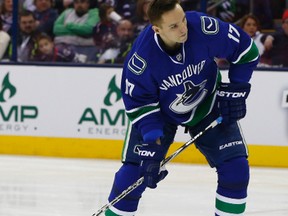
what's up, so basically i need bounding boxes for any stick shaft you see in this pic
[93,116,222,216]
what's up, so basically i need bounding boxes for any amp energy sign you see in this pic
[1,66,288,146]
[0,66,127,140]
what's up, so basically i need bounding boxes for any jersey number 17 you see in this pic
[228,24,240,43]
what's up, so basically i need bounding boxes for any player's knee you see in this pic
[108,163,145,212]
[217,157,249,196]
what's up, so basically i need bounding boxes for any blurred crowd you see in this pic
[0,0,287,67]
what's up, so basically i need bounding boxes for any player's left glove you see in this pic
[216,82,251,125]
[138,142,168,189]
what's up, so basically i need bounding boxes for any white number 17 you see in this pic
[228,24,240,43]
[125,79,135,97]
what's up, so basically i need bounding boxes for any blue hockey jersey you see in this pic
[121,11,259,142]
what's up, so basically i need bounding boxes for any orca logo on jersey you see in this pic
[169,80,208,114]
[201,16,219,35]
[128,52,147,75]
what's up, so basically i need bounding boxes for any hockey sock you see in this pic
[105,163,146,216]
[215,157,249,215]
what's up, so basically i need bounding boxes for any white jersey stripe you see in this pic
[215,208,244,216]
[216,192,246,204]
[109,205,136,216]
[232,38,253,64]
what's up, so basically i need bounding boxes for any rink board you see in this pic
[0,65,287,167]
[0,136,288,167]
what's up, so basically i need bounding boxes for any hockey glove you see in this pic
[138,142,168,189]
[216,82,251,125]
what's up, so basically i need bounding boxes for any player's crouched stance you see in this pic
[103,0,259,215]
[105,83,251,216]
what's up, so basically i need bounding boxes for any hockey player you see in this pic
[104,0,259,215]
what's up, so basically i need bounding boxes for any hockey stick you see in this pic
[92,116,223,216]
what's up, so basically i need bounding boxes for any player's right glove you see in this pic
[138,142,168,189]
[216,82,251,125]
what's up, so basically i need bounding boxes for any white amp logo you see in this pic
[282,90,288,108]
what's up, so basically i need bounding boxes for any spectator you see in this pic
[92,3,120,53]
[240,14,265,56]
[0,17,10,60]
[17,10,40,62]
[262,9,288,67]
[34,0,58,38]
[32,33,87,62]
[131,0,150,38]
[0,0,13,36]
[53,0,99,62]
[97,19,134,64]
